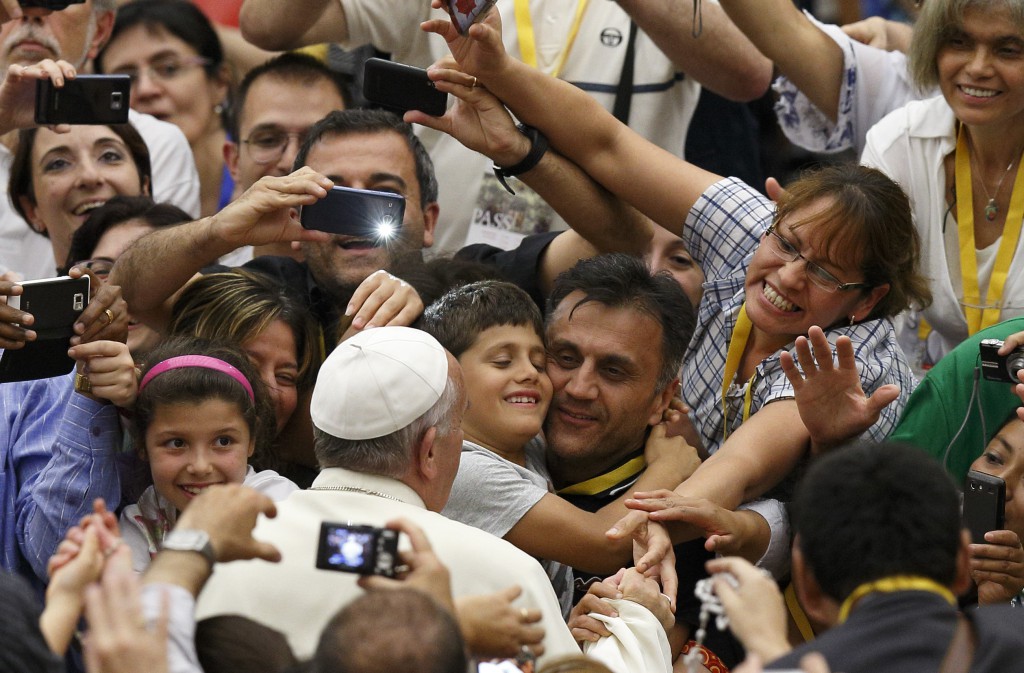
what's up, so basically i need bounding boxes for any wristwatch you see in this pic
[161,529,216,566]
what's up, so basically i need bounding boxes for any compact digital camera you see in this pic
[979,338,1024,383]
[315,522,399,577]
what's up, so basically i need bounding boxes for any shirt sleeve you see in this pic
[737,498,791,580]
[15,386,120,580]
[684,178,773,284]
[443,451,549,538]
[142,583,203,673]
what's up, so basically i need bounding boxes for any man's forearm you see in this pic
[614,0,772,102]
[239,0,349,50]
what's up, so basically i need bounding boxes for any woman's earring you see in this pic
[849,314,856,326]
[214,103,225,115]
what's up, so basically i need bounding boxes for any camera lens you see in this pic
[1006,349,1024,382]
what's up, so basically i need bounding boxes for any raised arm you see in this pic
[423,7,721,237]
[109,169,332,331]
[238,0,351,50]
[716,0,845,120]
[615,0,772,102]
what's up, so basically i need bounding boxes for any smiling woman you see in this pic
[8,123,151,274]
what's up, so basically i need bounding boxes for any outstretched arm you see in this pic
[238,0,351,50]
[422,5,721,233]
[615,0,772,102]
[716,0,845,120]
[109,169,332,331]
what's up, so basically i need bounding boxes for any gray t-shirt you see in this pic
[443,438,574,618]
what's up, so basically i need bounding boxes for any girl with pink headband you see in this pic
[116,337,297,571]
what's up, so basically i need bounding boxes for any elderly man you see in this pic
[0,0,199,280]
[194,326,577,663]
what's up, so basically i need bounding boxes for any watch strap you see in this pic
[492,124,549,195]
[162,528,216,566]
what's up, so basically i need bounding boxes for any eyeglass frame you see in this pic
[762,221,873,293]
[71,257,116,280]
[109,55,213,85]
[241,129,309,166]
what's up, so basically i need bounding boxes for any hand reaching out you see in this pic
[68,341,138,407]
[779,326,899,453]
[705,557,790,663]
[605,509,677,609]
[420,0,510,82]
[343,270,424,336]
[970,529,1024,605]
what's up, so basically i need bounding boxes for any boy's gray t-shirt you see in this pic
[443,437,574,617]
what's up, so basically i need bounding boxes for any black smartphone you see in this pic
[300,185,405,244]
[444,0,497,34]
[963,470,1006,543]
[19,0,85,8]
[362,58,447,117]
[35,75,131,125]
[315,522,400,577]
[0,275,90,383]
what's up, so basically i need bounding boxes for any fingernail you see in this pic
[345,304,354,316]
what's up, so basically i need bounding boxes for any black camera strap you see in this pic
[611,21,639,125]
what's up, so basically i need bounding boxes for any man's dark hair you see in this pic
[230,52,351,141]
[546,253,694,389]
[313,589,466,673]
[293,109,438,207]
[420,280,544,359]
[792,441,962,602]
[65,195,191,270]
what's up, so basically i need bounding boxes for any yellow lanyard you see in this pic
[784,583,816,643]
[512,0,590,78]
[721,303,756,441]
[837,575,956,624]
[954,126,1024,335]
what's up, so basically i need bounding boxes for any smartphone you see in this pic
[963,470,1006,543]
[315,522,400,577]
[35,75,131,125]
[19,0,85,8]
[300,185,405,243]
[0,275,90,383]
[362,58,448,117]
[444,0,497,34]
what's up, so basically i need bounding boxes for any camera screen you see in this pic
[321,526,376,571]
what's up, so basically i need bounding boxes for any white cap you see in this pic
[311,326,449,440]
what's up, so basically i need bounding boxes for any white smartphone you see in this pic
[0,275,90,382]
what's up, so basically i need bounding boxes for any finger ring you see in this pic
[74,372,91,394]
[470,76,477,89]
[518,645,532,663]
[101,308,114,326]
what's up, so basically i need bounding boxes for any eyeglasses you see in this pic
[242,129,308,165]
[110,55,212,85]
[763,223,872,293]
[72,257,115,280]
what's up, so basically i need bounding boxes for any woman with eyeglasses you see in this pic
[419,9,932,561]
[96,0,232,218]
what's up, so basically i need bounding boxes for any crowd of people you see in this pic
[2,0,1024,672]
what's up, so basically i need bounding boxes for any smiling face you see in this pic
[99,24,227,146]
[300,131,437,299]
[970,416,1024,540]
[144,398,254,513]
[543,293,674,485]
[19,126,146,267]
[457,324,552,457]
[937,4,1024,130]
[241,319,299,436]
[744,199,889,350]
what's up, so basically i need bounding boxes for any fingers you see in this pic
[347,271,423,330]
[764,177,791,205]
[71,281,129,346]
[807,326,834,372]
[606,509,648,539]
[1000,331,1024,354]
[866,384,900,414]
[384,517,433,553]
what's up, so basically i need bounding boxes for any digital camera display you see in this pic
[315,522,399,577]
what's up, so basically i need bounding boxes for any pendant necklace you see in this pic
[970,141,1021,221]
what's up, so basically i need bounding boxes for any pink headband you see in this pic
[138,355,255,402]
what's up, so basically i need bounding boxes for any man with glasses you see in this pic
[0,0,200,281]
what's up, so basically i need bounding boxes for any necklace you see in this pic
[968,139,1022,221]
[308,485,406,503]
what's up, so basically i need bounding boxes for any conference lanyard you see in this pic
[513,0,590,78]
[837,575,956,624]
[721,303,755,441]
[954,126,1024,335]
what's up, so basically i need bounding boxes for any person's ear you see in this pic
[414,426,440,482]
[246,436,256,459]
[953,528,973,596]
[18,195,46,234]
[224,140,240,183]
[792,543,839,630]
[140,175,151,198]
[421,201,439,248]
[647,377,679,426]
[850,283,890,323]
[87,10,116,61]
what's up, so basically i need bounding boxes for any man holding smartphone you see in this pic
[0,0,200,281]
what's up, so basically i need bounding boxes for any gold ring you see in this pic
[101,308,114,326]
[74,372,92,394]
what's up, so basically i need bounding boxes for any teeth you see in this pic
[763,284,797,312]
[962,86,997,98]
[180,485,208,495]
[73,201,105,216]
[506,396,535,404]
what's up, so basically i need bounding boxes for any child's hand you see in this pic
[343,270,424,337]
[970,529,1024,604]
[421,0,509,82]
[68,340,138,407]
[643,422,701,480]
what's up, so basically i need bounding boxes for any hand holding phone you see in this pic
[35,74,131,125]
[300,185,405,244]
[0,276,89,382]
[445,0,498,34]
[963,470,1006,543]
[363,58,448,117]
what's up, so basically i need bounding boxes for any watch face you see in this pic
[163,529,215,563]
